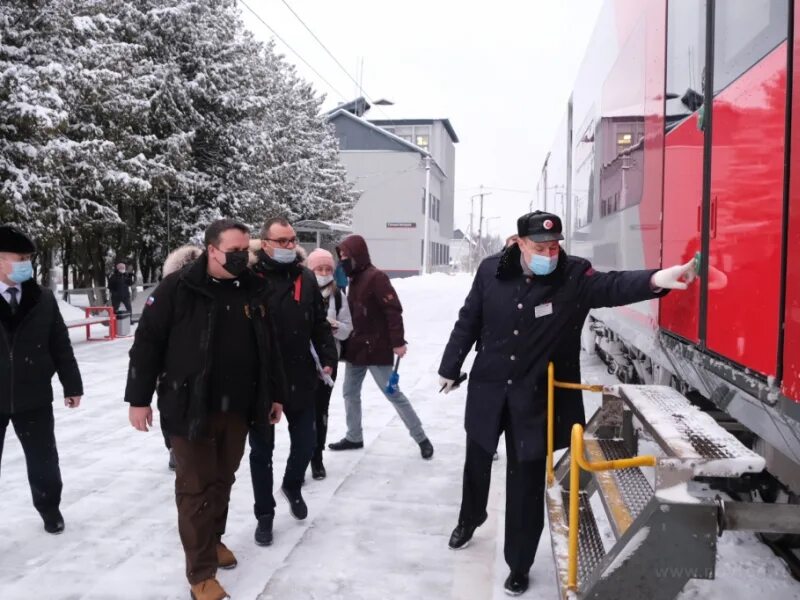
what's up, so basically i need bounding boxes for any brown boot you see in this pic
[190,578,229,600]
[216,542,237,570]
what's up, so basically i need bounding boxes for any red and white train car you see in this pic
[537,0,800,498]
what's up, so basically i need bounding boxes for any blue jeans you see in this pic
[249,405,316,518]
[342,363,427,444]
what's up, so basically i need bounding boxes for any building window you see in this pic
[416,134,429,150]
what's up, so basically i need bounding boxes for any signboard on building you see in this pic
[386,222,417,229]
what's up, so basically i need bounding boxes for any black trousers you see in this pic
[0,404,63,515]
[110,293,132,315]
[458,409,546,574]
[313,362,338,463]
[249,404,316,518]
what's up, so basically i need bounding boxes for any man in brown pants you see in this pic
[125,219,285,600]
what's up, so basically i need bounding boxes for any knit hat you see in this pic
[307,248,335,271]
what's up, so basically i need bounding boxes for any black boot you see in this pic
[281,485,308,520]
[42,509,65,535]
[311,458,326,480]
[419,438,434,460]
[503,571,529,596]
[328,438,363,451]
[448,513,487,550]
[254,514,274,546]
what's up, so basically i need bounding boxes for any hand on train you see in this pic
[129,406,153,431]
[651,260,697,290]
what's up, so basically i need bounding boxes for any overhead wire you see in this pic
[277,0,392,120]
[238,0,348,102]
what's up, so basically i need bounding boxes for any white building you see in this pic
[327,100,458,277]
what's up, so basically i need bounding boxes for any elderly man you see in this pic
[438,211,695,596]
[0,226,83,535]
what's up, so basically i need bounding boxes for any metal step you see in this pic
[584,437,653,538]
[563,489,607,587]
[617,384,765,477]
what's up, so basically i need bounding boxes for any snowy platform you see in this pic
[0,274,798,599]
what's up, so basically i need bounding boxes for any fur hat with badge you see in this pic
[0,225,37,254]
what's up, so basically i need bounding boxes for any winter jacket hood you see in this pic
[163,245,203,276]
[337,235,371,274]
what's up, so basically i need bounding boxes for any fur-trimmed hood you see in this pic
[163,245,203,276]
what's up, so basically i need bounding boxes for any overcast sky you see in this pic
[239,0,603,238]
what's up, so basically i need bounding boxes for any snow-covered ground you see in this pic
[0,273,798,599]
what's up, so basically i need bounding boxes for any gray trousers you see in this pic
[343,363,426,444]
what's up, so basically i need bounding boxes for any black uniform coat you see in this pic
[124,254,286,440]
[251,250,337,412]
[107,271,134,298]
[0,281,83,415]
[438,244,668,462]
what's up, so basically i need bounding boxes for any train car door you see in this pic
[704,0,789,377]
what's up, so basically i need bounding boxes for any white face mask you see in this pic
[272,248,296,264]
[316,274,334,288]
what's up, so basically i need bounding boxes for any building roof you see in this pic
[294,219,352,234]
[369,118,460,144]
[327,109,448,178]
[326,97,370,117]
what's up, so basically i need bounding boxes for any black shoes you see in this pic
[311,459,326,480]
[328,438,363,451]
[42,510,65,535]
[281,485,308,520]
[168,448,176,471]
[254,514,274,546]
[419,438,434,460]
[503,571,529,596]
[448,513,487,550]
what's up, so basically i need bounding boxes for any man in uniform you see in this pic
[438,211,695,596]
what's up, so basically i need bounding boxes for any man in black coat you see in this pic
[0,226,83,535]
[438,211,695,596]
[248,217,337,546]
[125,219,286,600]
[107,262,134,315]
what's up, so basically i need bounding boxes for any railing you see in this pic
[62,283,158,306]
[545,361,657,593]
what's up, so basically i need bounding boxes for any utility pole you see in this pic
[421,156,432,275]
[475,185,492,265]
[166,189,172,253]
[467,195,475,273]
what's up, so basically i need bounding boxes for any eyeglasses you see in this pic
[264,237,298,248]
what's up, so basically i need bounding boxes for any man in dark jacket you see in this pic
[328,235,434,459]
[107,262,134,314]
[125,219,285,600]
[438,211,695,596]
[248,217,337,545]
[0,226,83,535]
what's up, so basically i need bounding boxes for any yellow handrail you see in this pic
[546,362,606,484]
[567,424,657,591]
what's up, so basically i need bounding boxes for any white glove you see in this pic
[439,377,456,394]
[651,260,697,291]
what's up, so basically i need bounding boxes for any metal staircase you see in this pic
[545,364,770,600]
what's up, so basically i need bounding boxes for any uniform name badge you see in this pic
[534,302,553,318]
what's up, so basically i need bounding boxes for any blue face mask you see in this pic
[272,248,296,264]
[529,253,558,276]
[8,260,33,284]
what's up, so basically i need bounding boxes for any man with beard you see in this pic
[125,219,285,600]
